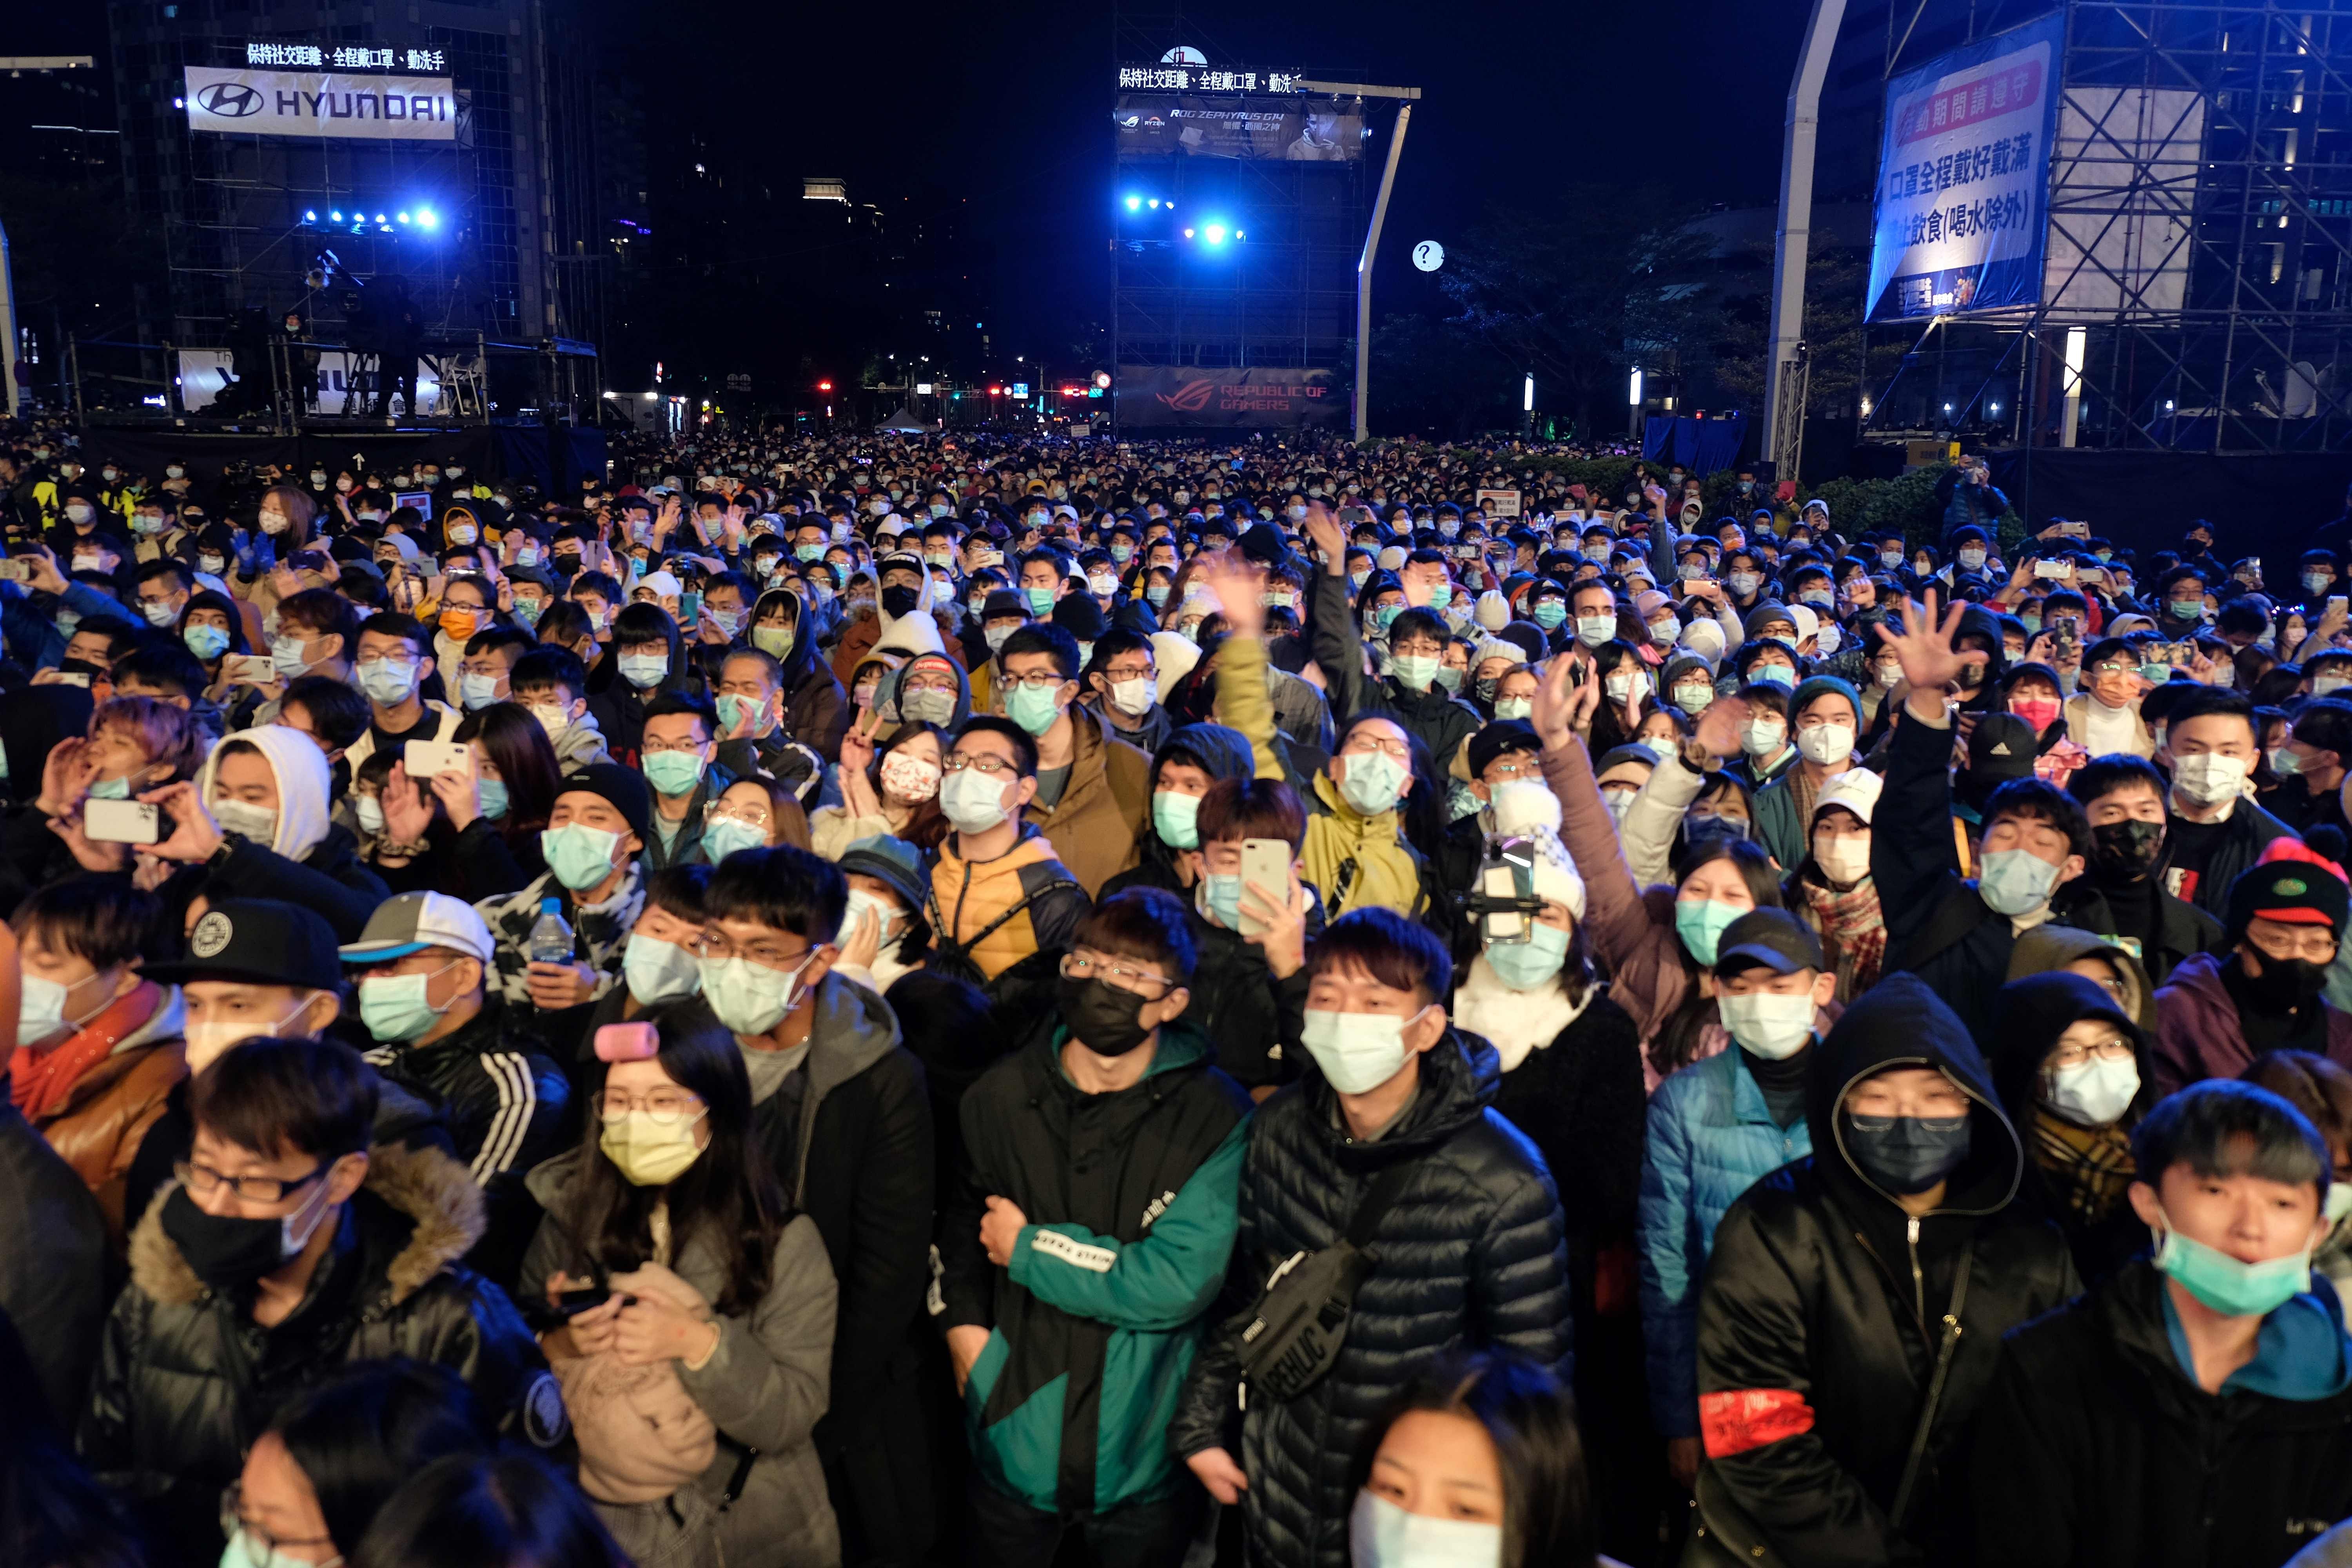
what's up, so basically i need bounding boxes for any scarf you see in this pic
[1795,873,1887,999]
[2031,1103,2136,1227]
[11,980,167,1121]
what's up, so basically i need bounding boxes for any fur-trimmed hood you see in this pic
[1453,956,1595,1073]
[127,1138,484,1309]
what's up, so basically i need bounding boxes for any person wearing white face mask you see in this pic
[688,845,939,1567]
[927,718,1090,984]
[1348,1352,1616,1568]
[1986,971,2154,1284]
[1081,627,1171,755]
[142,726,391,942]
[1750,675,1863,871]
[1784,769,1887,1001]
[1173,909,1570,1568]
[2158,689,2296,918]
[1641,908,1834,1492]
[1873,588,2093,1042]
[339,613,462,778]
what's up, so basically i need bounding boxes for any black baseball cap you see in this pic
[144,898,343,991]
[1712,907,1826,978]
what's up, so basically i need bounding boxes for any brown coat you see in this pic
[35,1030,187,1247]
[1022,704,1152,897]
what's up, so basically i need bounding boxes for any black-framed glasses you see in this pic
[176,1158,327,1205]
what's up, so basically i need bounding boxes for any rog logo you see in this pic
[198,82,265,117]
[1156,379,1217,412]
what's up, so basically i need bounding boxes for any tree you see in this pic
[1437,187,1725,437]
[1367,313,1516,438]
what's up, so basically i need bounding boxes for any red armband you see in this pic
[1699,1388,1816,1458]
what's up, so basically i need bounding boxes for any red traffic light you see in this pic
[988,386,1003,396]
[817,380,833,392]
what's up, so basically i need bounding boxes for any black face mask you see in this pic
[1846,1113,1972,1195]
[1056,973,1156,1057]
[2238,951,2330,1015]
[880,585,922,618]
[2091,818,2165,881]
[160,1180,331,1294]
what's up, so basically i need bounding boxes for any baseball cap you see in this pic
[1712,908,1827,978]
[1812,767,1884,826]
[1467,720,1540,779]
[144,898,343,991]
[340,891,496,965]
[1967,713,2039,781]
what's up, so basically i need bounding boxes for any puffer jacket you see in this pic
[1170,1028,1571,1568]
[1694,973,2079,1568]
[1974,1262,2352,1568]
[1640,1043,1814,1438]
[80,1142,556,1550]
[1183,887,1324,1091]
[927,825,1089,984]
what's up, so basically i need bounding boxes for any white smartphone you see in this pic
[2034,560,2069,579]
[405,739,472,779]
[84,798,160,845]
[227,654,277,686]
[1238,838,1291,938]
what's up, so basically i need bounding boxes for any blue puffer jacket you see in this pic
[1638,1046,1811,1437]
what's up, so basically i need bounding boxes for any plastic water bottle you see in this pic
[528,897,574,966]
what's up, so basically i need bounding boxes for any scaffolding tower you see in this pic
[1859,0,2352,453]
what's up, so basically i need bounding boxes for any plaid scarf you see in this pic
[1795,873,1887,1000]
[2031,1103,2137,1227]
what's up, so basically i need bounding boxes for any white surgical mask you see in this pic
[1348,1490,1501,1568]
[2171,752,2249,806]
[1299,1005,1430,1095]
[1740,719,1786,756]
[1718,991,1816,1060]
[1815,834,1871,884]
[2047,1051,2140,1127]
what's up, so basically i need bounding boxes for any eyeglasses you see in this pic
[1342,736,1411,760]
[1003,671,1069,691]
[706,803,770,829]
[176,1158,327,1205]
[942,753,1018,776]
[2250,927,2341,963]
[1485,759,1539,783]
[598,1087,706,1124]
[2049,1035,2136,1070]
[642,738,707,755]
[1102,663,1156,682]
[1061,950,1174,998]
[695,931,815,971]
[221,1483,343,1568]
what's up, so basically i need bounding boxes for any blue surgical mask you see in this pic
[1978,846,2061,916]
[1486,923,1571,991]
[541,822,623,891]
[1007,681,1063,737]
[2153,1207,2314,1318]
[1391,654,1438,692]
[1202,873,1245,929]
[623,933,702,1005]
[619,652,669,690]
[701,813,766,862]
[359,965,455,1043]
[643,750,706,797]
[477,778,510,820]
[1674,899,1743,966]
[356,657,419,705]
[1153,789,1203,849]
[1337,750,1408,816]
[459,673,503,710]
[183,624,232,661]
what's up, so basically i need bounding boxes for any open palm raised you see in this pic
[1873,589,1987,698]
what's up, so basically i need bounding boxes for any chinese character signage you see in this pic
[1116,66,1300,93]
[1865,11,2063,322]
[1115,367,1345,429]
[1116,97,1363,161]
[245,43,445,72]
[184,65,457,142]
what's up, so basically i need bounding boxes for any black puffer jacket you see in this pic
[1973,1261,2352,1568]
[1695,972,2080,1568]
[79,1142,554,1552]
[1170,1027,1571,1568]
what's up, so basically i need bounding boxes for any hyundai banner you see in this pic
[183,65,457,141]
[1865,11,2063,322]
[1114,367,1345,428]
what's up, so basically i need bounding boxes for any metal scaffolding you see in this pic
[1860,0,2352,453]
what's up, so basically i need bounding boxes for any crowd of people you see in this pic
[7,417,2352,1568]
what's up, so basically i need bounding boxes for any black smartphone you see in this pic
[556,1285,612,1316]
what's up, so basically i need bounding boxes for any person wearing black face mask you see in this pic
[2152,840,2352,1095]
[1692,973,2078,1568]
[938,889,1249,1567]
[80,1036,555,1553]
[2054,756,2223,986]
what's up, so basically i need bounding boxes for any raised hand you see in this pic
[1691,693,1749,761]
[1873,590,1984,717]
[1301,501,1347,575]
[1192,548,1268,639]
[1531,653,1583,752]
[140,780,224,862]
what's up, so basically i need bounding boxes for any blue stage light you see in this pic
[330,209,343,221]
[1125,194,1141,211]
[1203,223,1227,245]
[416,208,439,229]
[304,209,318,222]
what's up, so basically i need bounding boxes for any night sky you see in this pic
[23,0,1818,359]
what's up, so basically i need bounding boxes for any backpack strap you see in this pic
[1889,1242,1972,1530]
[1344,1159,1419,1251]
[929,873,1080,960]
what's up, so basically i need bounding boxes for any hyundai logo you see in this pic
[197,82,264,118]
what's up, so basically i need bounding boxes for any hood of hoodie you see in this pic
[873,601,947,660]
[1955,604,2010,692]
[1154,721,1256,789]
[2007,922,2155,1026]
[876,649,971,730]
[1807,971,2024,1218]
[1302,1025,1503,1166]
[197,722,332,861]
[1985,970,2150,1131]
[804,968,903,1103]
